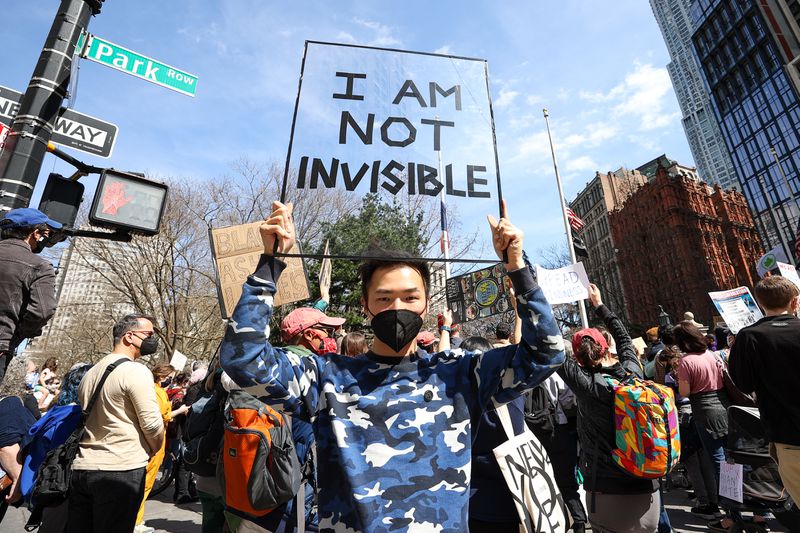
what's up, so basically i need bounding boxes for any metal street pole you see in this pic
[0,0,101,212]
[757,174,794,266]
[543,108,589,328]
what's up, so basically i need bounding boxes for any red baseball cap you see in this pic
[571,328,609,354]
[280,308,345,342]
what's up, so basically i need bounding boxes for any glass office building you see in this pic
[691,0,800,260]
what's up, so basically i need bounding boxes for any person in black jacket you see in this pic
[557,284,659,533]
[0,208,60,382]
[729,276,800,506]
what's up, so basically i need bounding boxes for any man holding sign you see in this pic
[221,200,564,532]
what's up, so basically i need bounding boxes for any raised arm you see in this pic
[473,202,565,409]
[219,201,321,421]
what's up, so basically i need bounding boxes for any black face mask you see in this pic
[138,335,159,356]
[369,309,424,352]
[32,236,47,254]
[160,376,173,387]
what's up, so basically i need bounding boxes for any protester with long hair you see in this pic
[673,320,730,531]
[557,284,660,533]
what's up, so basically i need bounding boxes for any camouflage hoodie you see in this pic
[221,256,565,532]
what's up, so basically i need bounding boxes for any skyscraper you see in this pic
[651,0,739,189]
[690,0,800,263]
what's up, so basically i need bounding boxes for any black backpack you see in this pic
[183,379,228,478]
[523,382,557,437]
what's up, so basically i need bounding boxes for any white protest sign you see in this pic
[493,405,571,533]
[169,350,188,372]
[283,41,502,261]
[776,262,800,291]
[535,262,590,305]
[756,246,788,277]
[719,461,744,503]
[708,287,764,334]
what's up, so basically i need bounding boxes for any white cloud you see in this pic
[495,89,520,108]
[353,18,402,47]
[434,45,452,55]
[565,155,599,172]
[336,31,357,43]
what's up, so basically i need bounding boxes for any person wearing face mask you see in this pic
[67,314,165,533]
[220,200,565,532]
[0,208,60,383]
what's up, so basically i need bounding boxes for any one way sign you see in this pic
[0,85,118,158]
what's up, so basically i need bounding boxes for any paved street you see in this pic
[2,484,792,532]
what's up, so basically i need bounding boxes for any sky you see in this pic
[1,1,694,262]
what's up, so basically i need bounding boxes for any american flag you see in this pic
[440,198,450,253]
[795,218,800,265]
[566,207,585,232]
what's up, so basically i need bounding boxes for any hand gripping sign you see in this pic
[278,41,504,264]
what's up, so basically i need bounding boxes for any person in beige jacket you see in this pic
[66,314,164,533]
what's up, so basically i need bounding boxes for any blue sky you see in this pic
[2,1,693,259]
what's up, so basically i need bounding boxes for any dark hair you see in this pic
[461,336,493,353]
[714,325,731,349]
[595,325,613,347]
[0,222,47,241]
[659,325,674,346]
[755,276,800,310]
[342,331,368,357]
[113,314,155,345]
[574,336,604,370]
[672,321,708,353]
[359,250,430,300]
[55,364,92,406]
[175,372,190,385]
[42,357,58,371]
[494,322,512,340]
[657,345,681,374]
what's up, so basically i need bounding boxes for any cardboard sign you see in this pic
[210,222,310,319]
[719,461,744,503]
[535,262,590,305]
[282,41,502,261]
[170,350,188,372]
[708,287,764,334]
[446,263,512,323]
[319,239,332,291]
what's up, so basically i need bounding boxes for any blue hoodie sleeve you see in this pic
[220,255,322,422]
[473,263,565,410]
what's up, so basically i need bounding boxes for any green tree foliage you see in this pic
[305,193,428,328]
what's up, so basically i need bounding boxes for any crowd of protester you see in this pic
[0,203,799,533]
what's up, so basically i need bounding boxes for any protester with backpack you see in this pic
[557,284,670,533]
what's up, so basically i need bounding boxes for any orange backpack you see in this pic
[218,389,301,517]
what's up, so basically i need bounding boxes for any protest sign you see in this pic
[319,239,332,290]
[209,222,310,319]
[446,263,512,323]
[776,262,800,290]
[708,287,764,334]
[170,350,188,372]
[535,262,590,305]
[281,41,503,262]
[756,245,788,277]
[719,461,744,503]
[493,404,571,533]
[631,337,647,356]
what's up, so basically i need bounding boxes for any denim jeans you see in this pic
[67,467,146,533]
[694,421,727,492]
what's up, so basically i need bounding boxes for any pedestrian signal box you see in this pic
[88,169,168,235]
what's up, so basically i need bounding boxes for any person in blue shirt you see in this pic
[221,200,565,532]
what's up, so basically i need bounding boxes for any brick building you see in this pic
[570,168,649,321]
[609,167,763,327]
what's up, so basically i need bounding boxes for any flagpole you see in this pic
[437,147,452,280]
[544,108,589,328]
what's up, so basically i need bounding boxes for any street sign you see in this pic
[78,33,198,97]
[0,85,118,158]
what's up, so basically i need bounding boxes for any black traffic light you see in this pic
[88,169,168,235]
[84,0,105,15]
[38,173,85,229]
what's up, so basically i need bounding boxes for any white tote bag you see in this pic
[492,403,571,533]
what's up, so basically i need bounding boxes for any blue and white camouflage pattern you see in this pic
[221,256,565,532]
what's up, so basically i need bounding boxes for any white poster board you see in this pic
[535,262,590,305]
[756,246,788,277]
[282,41,502,261]
[170,350,188,372]
[719,461,744,503]
[776,262,800,291]
[708,287,764,334]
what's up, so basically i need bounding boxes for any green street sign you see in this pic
[77,32,198,97]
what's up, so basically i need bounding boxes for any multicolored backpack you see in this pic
[604,375,680,479]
